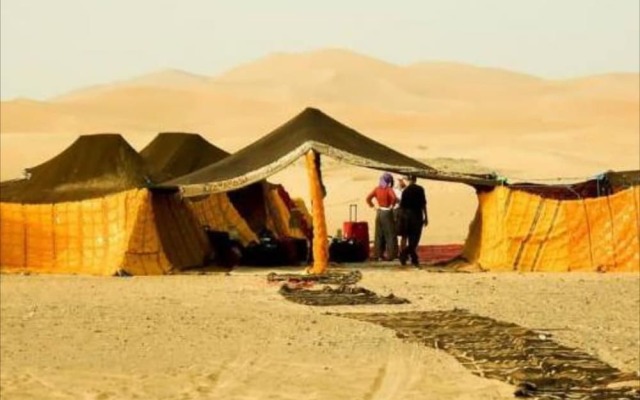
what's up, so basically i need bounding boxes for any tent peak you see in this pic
[300,106,324,115]
[141,132,230,182]
[76,132,126,139]
[1,133,151,203]
[163,108,435,194]
[155,131,206,138]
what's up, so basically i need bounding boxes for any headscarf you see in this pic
[379,172,394,188]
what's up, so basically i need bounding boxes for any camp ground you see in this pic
[2,3,640,398]
[1,108,638,276]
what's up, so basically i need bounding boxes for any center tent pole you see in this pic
[305,149,329,274]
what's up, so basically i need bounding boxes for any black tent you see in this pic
[159,108,498,196]
[140,132,230,182]
[0,134,153,203]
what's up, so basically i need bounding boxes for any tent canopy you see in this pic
[504,170,640,200]
[1,134,153,204]
[140,132,230,182]
[159,108,498,197]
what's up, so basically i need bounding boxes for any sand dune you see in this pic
[216,49,399,83]
[53,69,213,103]
[2,48,637,135]
[0,99,76,133]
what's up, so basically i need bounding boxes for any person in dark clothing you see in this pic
[398,175,428,266]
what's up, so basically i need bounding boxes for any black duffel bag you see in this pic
[329,238,368,263]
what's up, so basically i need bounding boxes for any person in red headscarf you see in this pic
[366,172,398,261]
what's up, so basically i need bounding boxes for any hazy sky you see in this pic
[1,0,639,100]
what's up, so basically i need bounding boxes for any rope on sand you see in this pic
[267,270,363,285]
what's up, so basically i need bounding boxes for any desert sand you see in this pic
[1,271,639,400]
[1,49,639,399]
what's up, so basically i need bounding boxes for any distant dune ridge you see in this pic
[1,48,638,136]
[1,48,638,244]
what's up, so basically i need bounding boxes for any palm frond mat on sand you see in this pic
[271,270,409,306]
[267,270,363,285]
[279,284,410,306]
[338,310,639,399]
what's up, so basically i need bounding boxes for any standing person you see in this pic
[399,175,428,267]
[366,172,398,261]
[393,177,408,254]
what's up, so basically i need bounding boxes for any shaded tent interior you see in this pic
[140,133,313,266]
[226,184,269,234]
[140,131,307,240]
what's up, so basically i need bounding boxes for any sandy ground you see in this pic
[1,270,638,400]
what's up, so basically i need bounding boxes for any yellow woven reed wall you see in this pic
[150,194,210,272]
[0,189,210,275]
[187,193,258,246]
[0,202,26,269]
[463,186,640,272]
[0,190,139,275]
[121,190,171,275]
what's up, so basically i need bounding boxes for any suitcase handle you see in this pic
[349,204,357,222]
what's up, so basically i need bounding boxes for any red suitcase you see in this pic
[342,204,369,260]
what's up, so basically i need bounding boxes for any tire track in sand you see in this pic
[363,355,416,400]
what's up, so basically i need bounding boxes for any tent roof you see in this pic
[159,107,498,196]
[504,169,640,199]
[0,134,152,203]
[606,169,640,189]
[140,132,230,182]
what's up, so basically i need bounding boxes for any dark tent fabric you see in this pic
[507,170,640,200]
[159,108,498,196]
[508,180,604,200]
[226,183,269,234]
[606,170,640,192]
[0,134,153,204]
[140,132,230,182]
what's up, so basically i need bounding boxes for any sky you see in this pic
[1,0,639,100]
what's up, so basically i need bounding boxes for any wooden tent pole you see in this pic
[305,150,329,274]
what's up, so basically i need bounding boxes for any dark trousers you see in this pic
[374,209,397,260]
[400,209,423,265]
